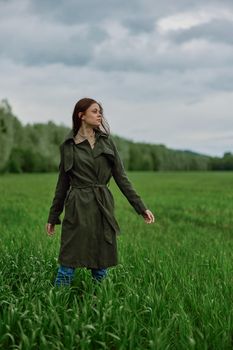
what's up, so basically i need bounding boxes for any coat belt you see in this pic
[71,183,108,189]
[70,183,120,245]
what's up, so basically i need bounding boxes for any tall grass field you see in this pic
[0,171,232,349]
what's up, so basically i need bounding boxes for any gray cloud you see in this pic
[169,19,233,45]
[1,0,232,75]
[27,0,232,25]
[28,0,146,25]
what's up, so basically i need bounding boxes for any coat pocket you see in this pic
[64,187,72,206]
[63,190,76,224]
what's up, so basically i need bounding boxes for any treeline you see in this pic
[0,99,232,173]
[209,152,233,170]
[0,100,68,173]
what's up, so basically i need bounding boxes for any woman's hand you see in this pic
[46,223,56,236]
[142,209,155,224]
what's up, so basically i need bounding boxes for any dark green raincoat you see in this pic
[47,127,148,269]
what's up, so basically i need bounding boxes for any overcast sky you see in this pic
[0,0,233,156]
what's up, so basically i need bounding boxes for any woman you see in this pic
[46,98,154,286]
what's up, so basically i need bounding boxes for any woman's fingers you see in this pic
[143,210,155,224]
[150,211,155,223]
[46,223,55,235]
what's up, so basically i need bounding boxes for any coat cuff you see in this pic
[134,200,148,215]
[47,215,61,225]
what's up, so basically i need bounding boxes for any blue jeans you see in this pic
[54,265,108,286]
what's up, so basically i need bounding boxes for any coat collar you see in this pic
[62,127,111,173]
[63,127,108,143]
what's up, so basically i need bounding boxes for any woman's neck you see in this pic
[78,124,95,138]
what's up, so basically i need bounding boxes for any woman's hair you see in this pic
[72,98,110,136]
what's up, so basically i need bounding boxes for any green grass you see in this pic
[0,171,232,349]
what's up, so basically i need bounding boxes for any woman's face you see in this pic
[80,103,102,128]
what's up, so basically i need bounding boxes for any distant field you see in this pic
[0,171,232,349]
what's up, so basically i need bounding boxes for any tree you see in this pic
[0,99,14,171]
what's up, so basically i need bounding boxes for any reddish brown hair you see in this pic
[72,98,110,136]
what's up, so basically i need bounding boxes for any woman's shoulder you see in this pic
[57,129,74,149]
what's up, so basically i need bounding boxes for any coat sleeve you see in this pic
[109,137,148,215]
[47,144,71,225]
